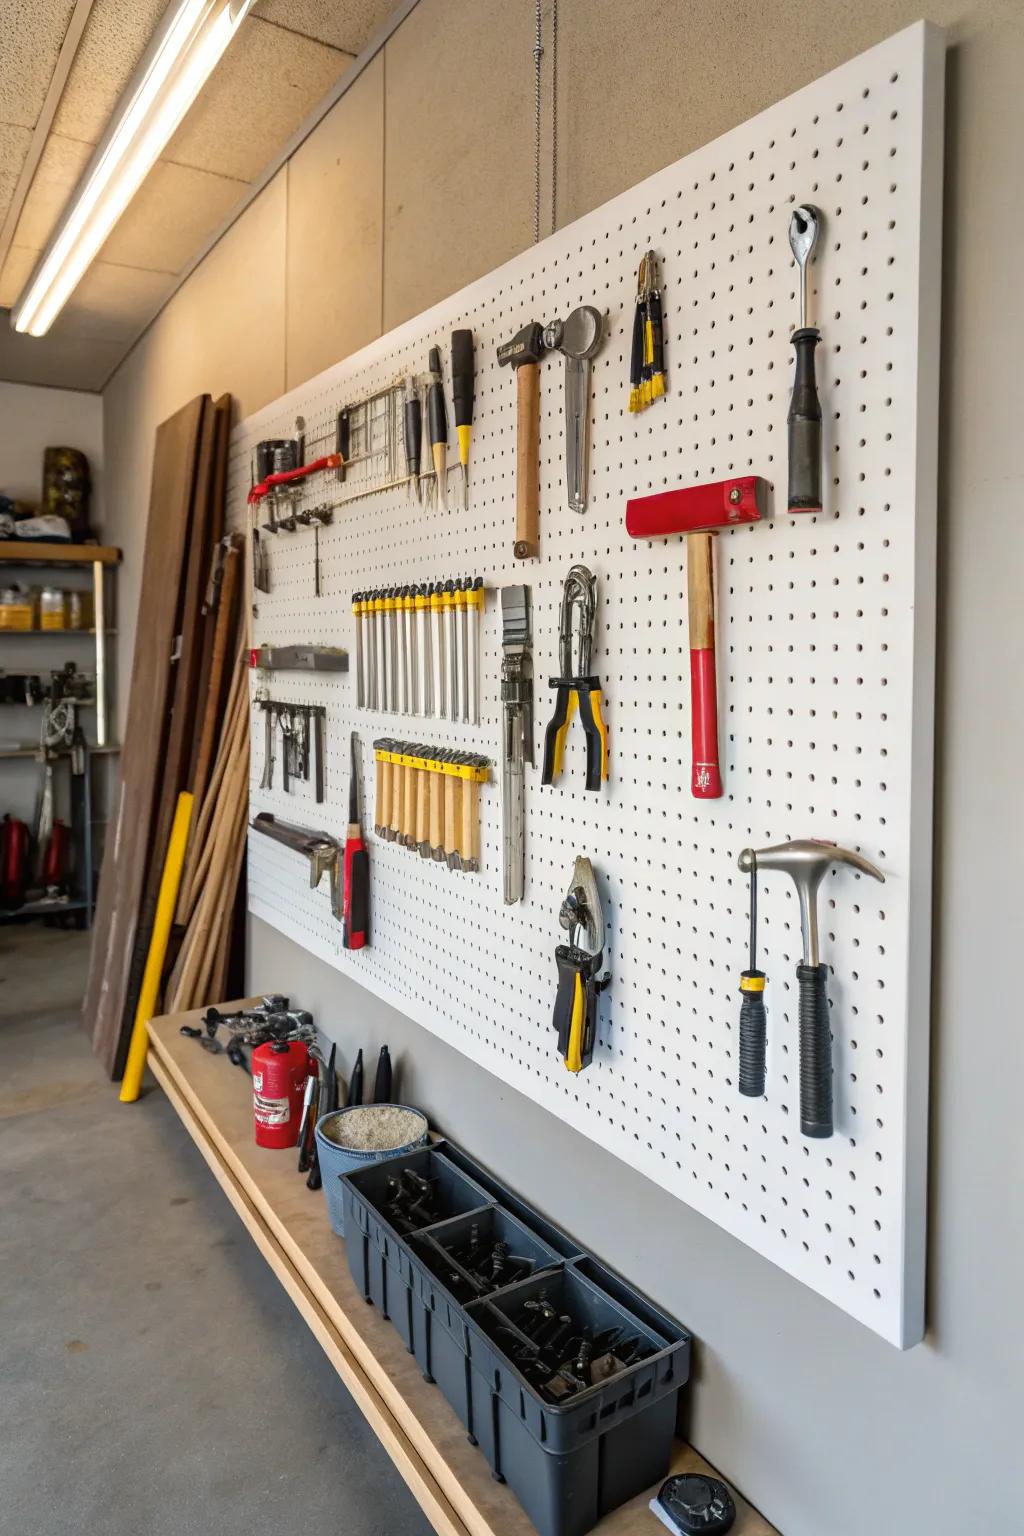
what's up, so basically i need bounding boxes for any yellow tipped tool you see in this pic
[451,329,475,510]
[552,855,610,1073]
[629,252,666,412]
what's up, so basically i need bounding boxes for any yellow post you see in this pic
[120,792,194,1103]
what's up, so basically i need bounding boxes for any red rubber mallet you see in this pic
[626,475,767,798]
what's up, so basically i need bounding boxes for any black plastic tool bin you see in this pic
[339,1140,691,1536]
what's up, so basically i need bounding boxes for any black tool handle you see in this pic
[336,408,350,484]
[451,329,474,428]
[346,1047,364,1106]
[373,1044,392,1103]
[403,395,422,476]
[797,961,833,1138]
[737,972,767,1097]
[787,327,822,512]
[427,378,447,447]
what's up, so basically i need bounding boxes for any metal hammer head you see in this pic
[497,322,546,370]
[738,840,884,967]
[626,475,768,540]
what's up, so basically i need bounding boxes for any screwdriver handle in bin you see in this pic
[787,328,822,513]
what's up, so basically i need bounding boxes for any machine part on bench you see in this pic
[651,1474,736,1535]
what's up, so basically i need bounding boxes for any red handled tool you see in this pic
[626,475,767,798]
[343,730,369,949]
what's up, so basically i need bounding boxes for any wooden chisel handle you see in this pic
[403,762,415,845]
[416,766,429,851]
[513,362,540,560]
[429,766,443,856]
[460,776,474,868]
[391,755,403,839]
[376,756,387,834]
[469,780,481,869]
[444,772,458,862]
[686,531,722,798]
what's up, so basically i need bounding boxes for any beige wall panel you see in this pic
[382,0,535,329]
[99,161,248,275]
[0,122,32,177]
[553,0,1011,225]
[164,18,352,184]
[102,170,287,729]
[285,52,384,390]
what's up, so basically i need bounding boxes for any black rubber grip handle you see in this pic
[403,397,421,475]
[787,327,822,512]
[336,409,350,484]
[427,381,447,446]
[797,961,833,1138]
[738,972,767,1097]
[451,329,475,427]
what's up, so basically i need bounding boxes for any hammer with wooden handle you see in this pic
[626,476,767,798]
[497,321,547,560]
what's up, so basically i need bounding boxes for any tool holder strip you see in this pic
[234,24,941,1346]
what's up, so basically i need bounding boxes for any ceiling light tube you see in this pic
[12,0,253,337]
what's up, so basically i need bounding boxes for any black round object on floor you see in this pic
[651,1473,737,1534]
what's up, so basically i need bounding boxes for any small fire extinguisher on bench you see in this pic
[252,1039,312,1149]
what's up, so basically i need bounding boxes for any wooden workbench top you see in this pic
[147,1006,777,1536]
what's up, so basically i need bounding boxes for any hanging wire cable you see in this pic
[533,0,543,243]
[550,0,557,236]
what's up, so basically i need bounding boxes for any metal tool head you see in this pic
[557,565,597,678]
[543,306,602,361]
[788,205,821,269]
[558,856,604,955]
[738,839,883,965]
[497,322,546,369]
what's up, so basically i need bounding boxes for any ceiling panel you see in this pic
[51,0,168,144]
[253,0,399,54]
[0,0,78,131]
[163,18,351,183]
[59,261,177,340]
[99,161,248,274]
[0,245,40,308]
[12,132,93,250]
[0,308,125,390]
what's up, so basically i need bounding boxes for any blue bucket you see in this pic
[314,1104,429,1235]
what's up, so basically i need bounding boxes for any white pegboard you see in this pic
[231,23,943,1346]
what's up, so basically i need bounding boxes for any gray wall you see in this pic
[247,17,1024,1536]
[98,0,1024,1530]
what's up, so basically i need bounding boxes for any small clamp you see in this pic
[552,856,610,1073]
[542,565,608,792]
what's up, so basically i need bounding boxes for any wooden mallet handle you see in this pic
[514,361,540,560]
[686,531,722,799]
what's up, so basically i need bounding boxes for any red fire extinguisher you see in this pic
[252,1040,311,1149]
[1,815,29,909]
[42,819,70,892]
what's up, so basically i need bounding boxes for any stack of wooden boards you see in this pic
[85,393,248,1078]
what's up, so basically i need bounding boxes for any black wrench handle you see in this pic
[787,326,822,513]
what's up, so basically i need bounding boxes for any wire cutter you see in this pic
[541,565,608,792]
[552,856,610,1073]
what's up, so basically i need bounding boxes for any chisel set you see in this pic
[373,739,489,871]
[353,578,484,722]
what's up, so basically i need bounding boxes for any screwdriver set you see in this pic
[372,739,489,870]
[353,578,484,722]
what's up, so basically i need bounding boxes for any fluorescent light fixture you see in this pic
[12,0,254,337]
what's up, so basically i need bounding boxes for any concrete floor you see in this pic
[0,923,436,1536]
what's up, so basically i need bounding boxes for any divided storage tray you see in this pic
[341,1140,691,1536]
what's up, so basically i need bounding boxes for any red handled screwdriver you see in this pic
[343,731,369,949]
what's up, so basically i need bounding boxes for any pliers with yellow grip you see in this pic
[552,856,610,1074]
[542,565,608,792]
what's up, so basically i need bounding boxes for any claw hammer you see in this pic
[497,322,547,559]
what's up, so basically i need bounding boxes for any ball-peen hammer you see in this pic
[626,475,768,798]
